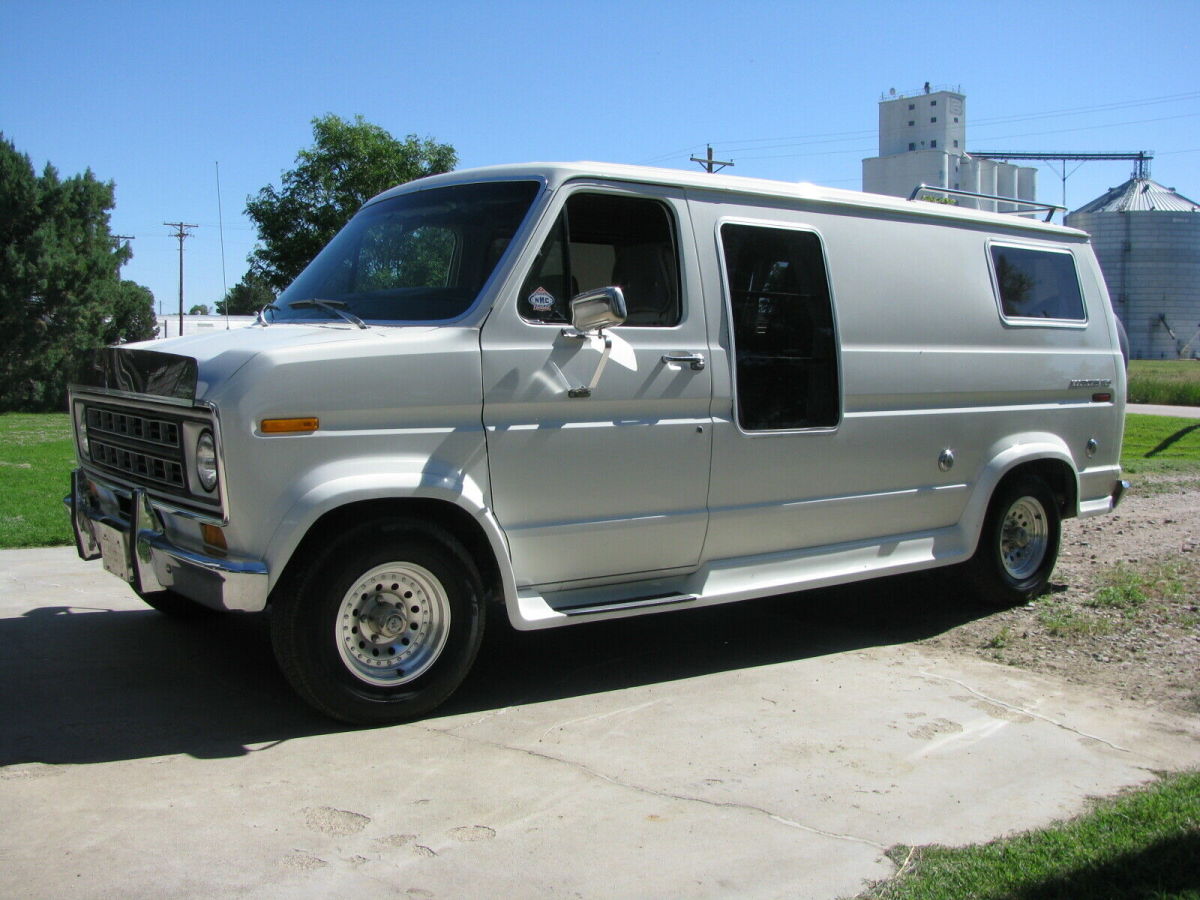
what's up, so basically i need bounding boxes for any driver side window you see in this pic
[519,192,681,326]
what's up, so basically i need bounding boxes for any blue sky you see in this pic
[3,0,1197,314]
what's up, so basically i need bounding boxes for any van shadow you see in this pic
[445,571,992,716]
[0,572,994,768]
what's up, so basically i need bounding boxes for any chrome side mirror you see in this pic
[570,286,626,333]
[563,287,626,399]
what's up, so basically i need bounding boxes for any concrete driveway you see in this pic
[2,547,1198,899]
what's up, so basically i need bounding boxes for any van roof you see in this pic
[370,161,1087,238]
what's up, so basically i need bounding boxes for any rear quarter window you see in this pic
[990,244,1086,323]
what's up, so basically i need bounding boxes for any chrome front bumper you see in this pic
[69,469,270,612]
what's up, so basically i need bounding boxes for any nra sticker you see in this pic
[527,287,556,312]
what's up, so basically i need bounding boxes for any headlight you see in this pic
[74,403,89,457]
[195,430,218,493]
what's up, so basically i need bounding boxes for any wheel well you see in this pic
[272,499,503,608]
[999,458,1078,519]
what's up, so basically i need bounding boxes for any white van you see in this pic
[68,163,1127,723]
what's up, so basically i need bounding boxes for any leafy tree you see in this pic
[246,114,456,291]
[216,270,276,315]
[0,134,155,411]
[107,281,157,345]
[188,303,210,316]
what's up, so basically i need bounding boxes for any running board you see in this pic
[511,523,970,630]
[556,592,697,617]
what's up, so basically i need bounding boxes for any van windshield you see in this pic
[273,180,540,323]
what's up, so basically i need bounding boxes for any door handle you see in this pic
[661,353,705,371]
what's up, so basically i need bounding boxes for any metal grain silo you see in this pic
[1066,177,1200,359]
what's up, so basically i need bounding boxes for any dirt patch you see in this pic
[920,476,1200,716]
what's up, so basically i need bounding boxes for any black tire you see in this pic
[270,518,486,725]
[966,475,1061,607]
[135,588,219,618]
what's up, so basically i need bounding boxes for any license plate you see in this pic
[97,521,132,582]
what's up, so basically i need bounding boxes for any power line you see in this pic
[164,222,197,338]
[643,90,1199,169]
[969,91,1200,128]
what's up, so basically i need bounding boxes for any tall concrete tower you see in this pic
[863,84,1036,212]
[877,85,966,156]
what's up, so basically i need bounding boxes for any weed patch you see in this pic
[1089,560,1187,612]
[1035,601,1112,637]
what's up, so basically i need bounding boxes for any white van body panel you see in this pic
[68,162,1126,634]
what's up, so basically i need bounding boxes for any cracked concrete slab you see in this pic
[2,547,1198,898]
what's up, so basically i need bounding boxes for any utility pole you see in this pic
[164,222,197,338]
[690,145,733,174]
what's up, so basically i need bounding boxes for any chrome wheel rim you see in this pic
[336,563,450,686]
[999,496,1048,581]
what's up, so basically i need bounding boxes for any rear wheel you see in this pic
[966,475,1061,607]
[270,518,485,725]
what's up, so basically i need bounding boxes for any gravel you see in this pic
[920,476,1200,716]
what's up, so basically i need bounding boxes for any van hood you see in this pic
[77,324,437,403]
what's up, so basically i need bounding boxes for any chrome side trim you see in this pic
[556,592,697,617]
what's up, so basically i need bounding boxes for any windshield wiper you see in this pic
[288,298,369,330]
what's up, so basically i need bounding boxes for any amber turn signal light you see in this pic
[200,524,227,550]
[260,417,319,434]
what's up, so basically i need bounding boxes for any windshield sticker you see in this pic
[528,287,556,313]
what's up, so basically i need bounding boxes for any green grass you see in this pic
[1088,560,1188,612]
[983,625,1012,649]
[1121,413,1200,476]
[1035,600,1112,637]
[859,770,1200,899]
[1127,359,1200,406]
[0,413,75,548]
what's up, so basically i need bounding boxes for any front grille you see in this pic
[78,398,217,510]
[86,407,179,448]
[89,439,186,488]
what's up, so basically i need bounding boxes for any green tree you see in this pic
[245,114,456,291]
[0,134,155,411]
[188,303,210,316]
[216,270,276,315]
[106,281,157,345]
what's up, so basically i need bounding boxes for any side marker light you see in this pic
[201,524,227,550]
[260,417,319,434]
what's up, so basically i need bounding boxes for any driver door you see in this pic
[481,184,713,588]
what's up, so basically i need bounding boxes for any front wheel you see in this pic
[270,519,485,725]
[966,475,1061,607]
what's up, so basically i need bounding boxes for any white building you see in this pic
[862,86,1037,212]
[154,314,256,339]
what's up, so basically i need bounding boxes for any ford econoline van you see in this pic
[68,163,1127,723]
